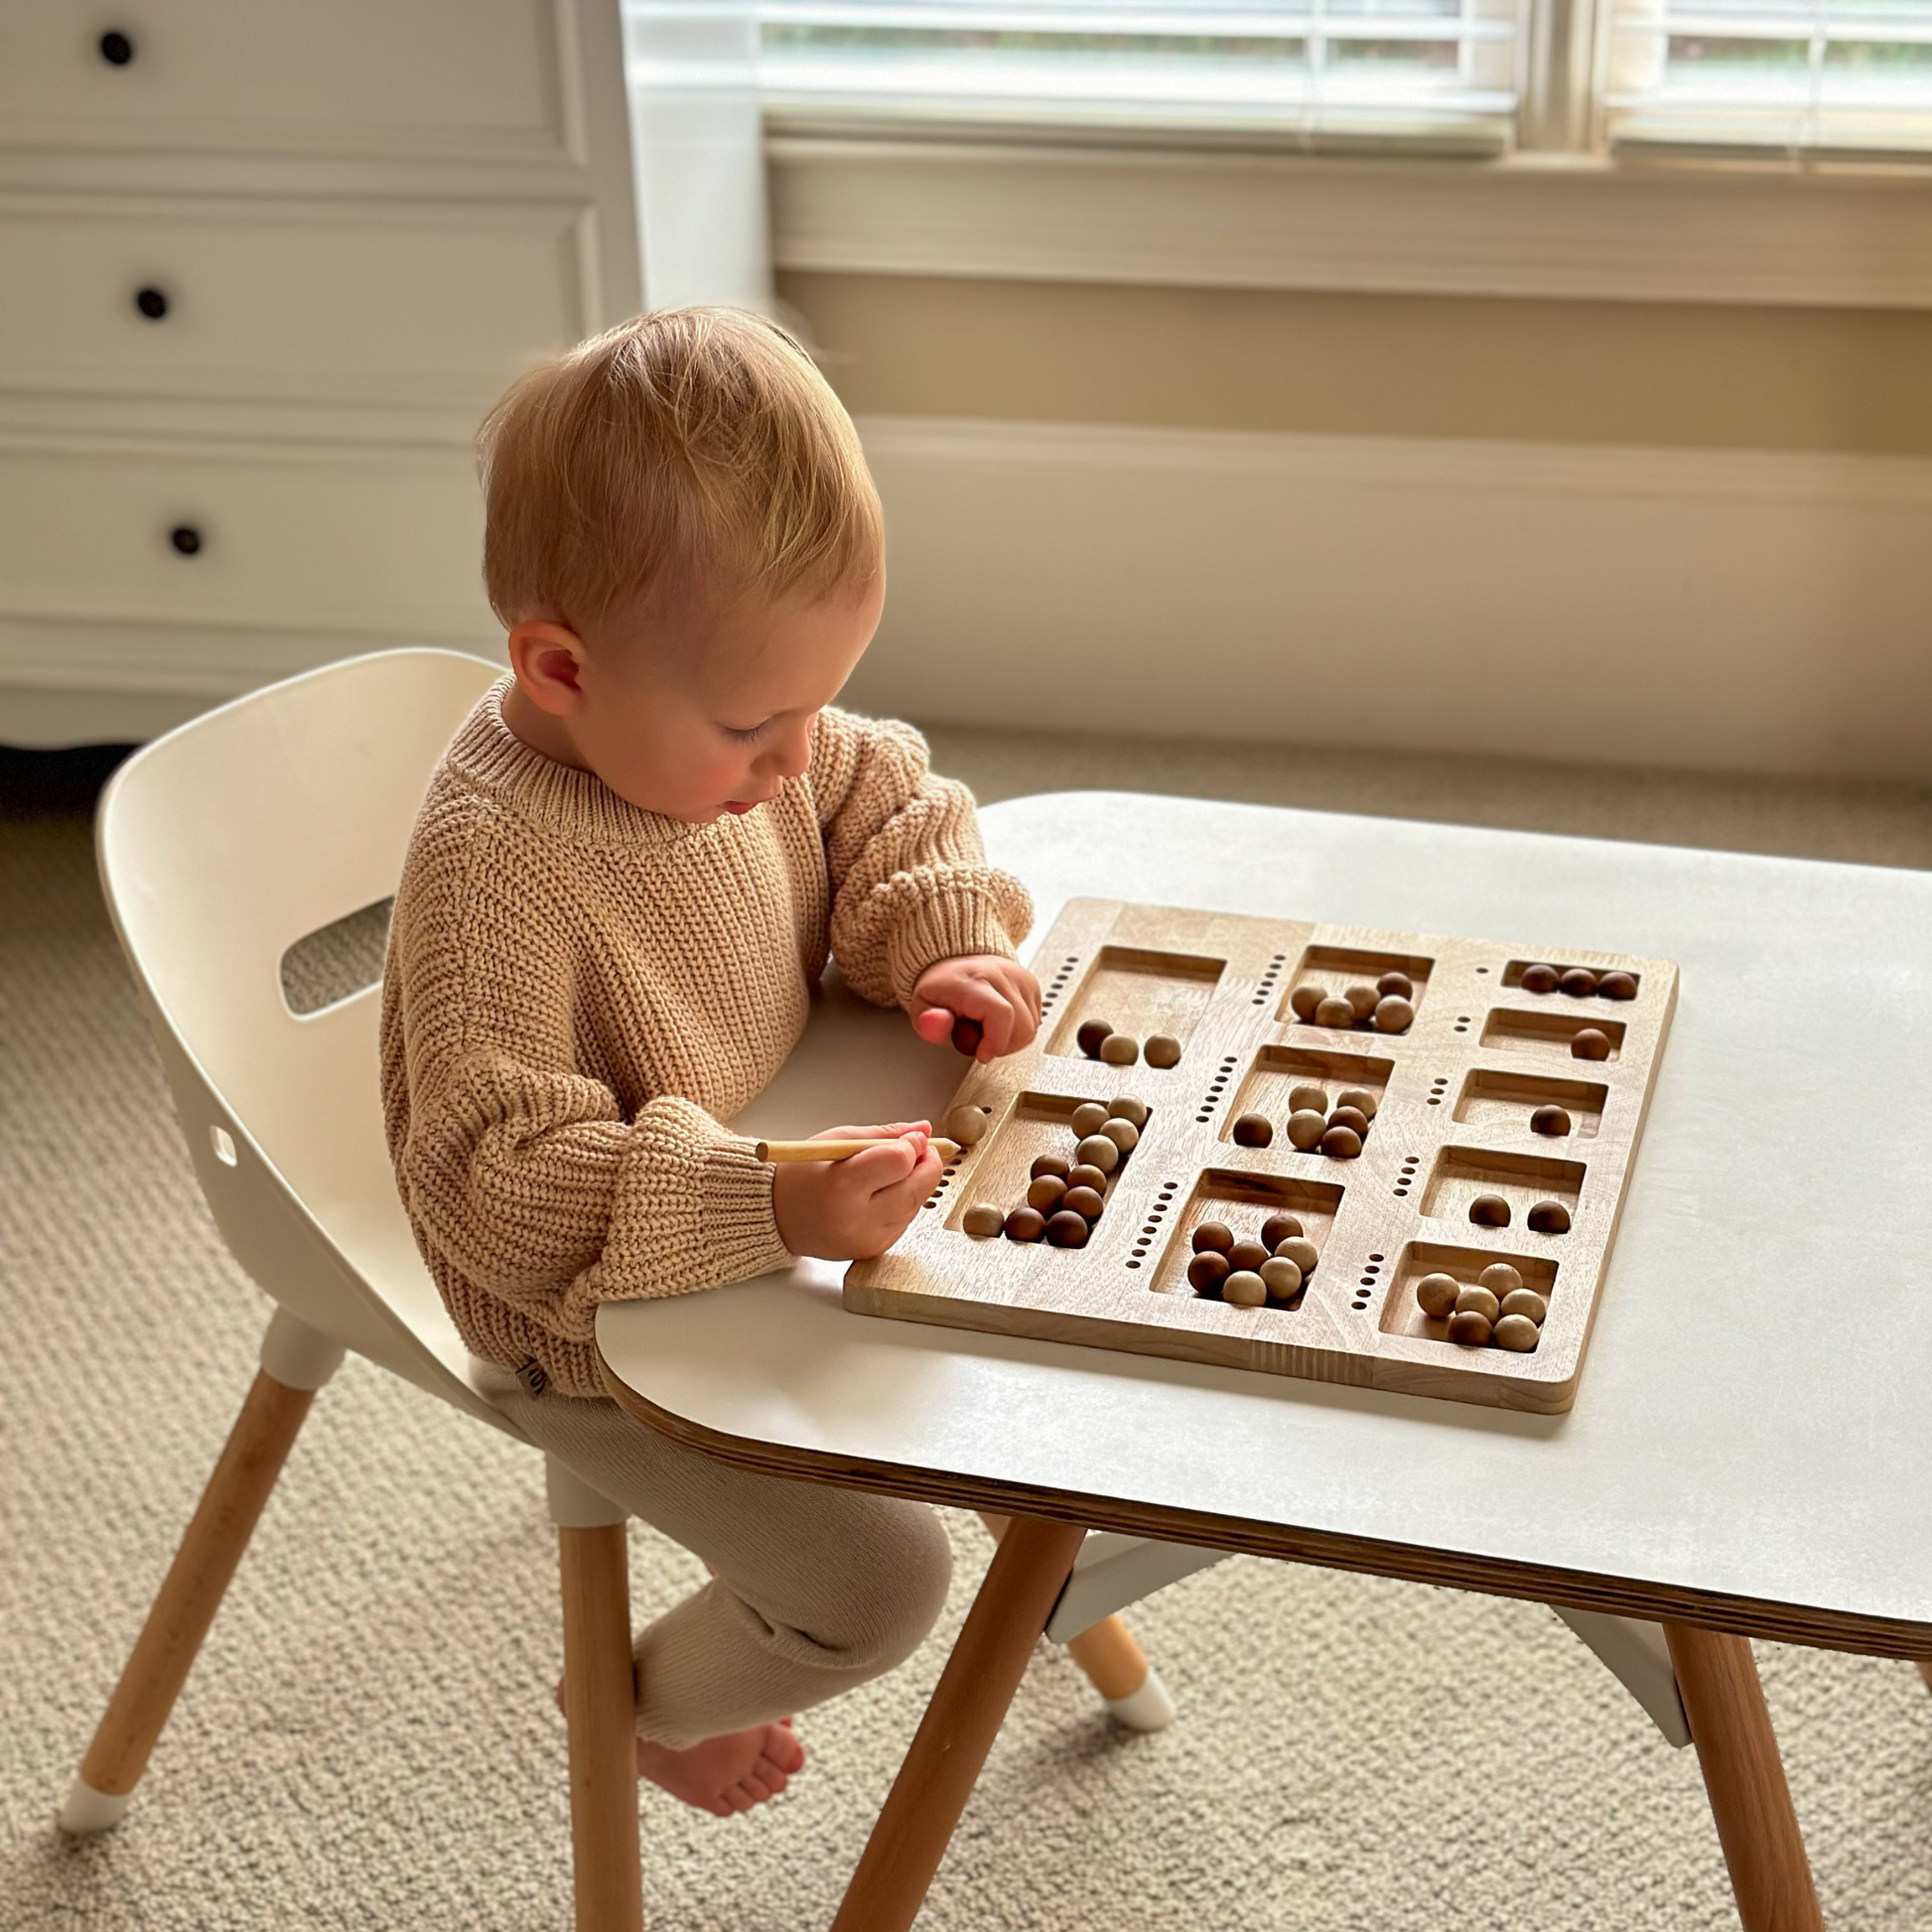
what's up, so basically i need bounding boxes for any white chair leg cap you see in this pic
[59,1776,131,1835]
[1106,1666,1177,1732]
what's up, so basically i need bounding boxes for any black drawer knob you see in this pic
[98,30,135,66]
[169,524,204,557]
[135,287,169,322]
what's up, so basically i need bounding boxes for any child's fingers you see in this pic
[958,983,1019,1059]
[910,1007,955,1046]
[840,1138,920,1189]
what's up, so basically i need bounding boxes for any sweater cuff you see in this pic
[886,887,1018,1007]
[697,1138,798,1285]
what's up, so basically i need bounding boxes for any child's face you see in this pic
[505,574,886,825]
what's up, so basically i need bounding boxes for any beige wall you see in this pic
[780,270,1932,456]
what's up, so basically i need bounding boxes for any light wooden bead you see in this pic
[1101,1033,1141,1065]
[1063,1184,1106,1222]
[1231,1111,1273,1148]
[1276,1235,1319,1276]
[1373,995,1415,1034]
[1415,1272,1460,1318]
[1188,1251,1231,1296]
[1261,1256,1304,1300]
[1289,985,1326,1022]
[1031,1153,1070,1180]
[1500,1287,1549,1325]
[1334,1087,1377,1120]
[1455,1284,1501,1322]
[1027,1175,1067,1213]
[1468,1192,1511,1226]
[1075,1133,1120,1173]
[1107,1095,1150,1127]
[944,1106,988,1146]
[1376,971,1414,1000]
[1313,996,1357,1029]
[1344,983,1380,1020]
[1067,1163,1109,1193]
[1223,1270,1267,1308]
[1478,1262,1525,1299]
[1005,1206,1045,1242]
[1288,1083,1329,1115]
[1071,1101,1111,1137]
[1076,1018,1113,1058]
[1192,1220,1235,1255]
[1286,1109,1327,1150]
[1447,1310,1493,1346]
[1494,1313,1541,1352]
[1227,1239,1270,1274]
[1101,1117,1140,1153]
[1528,1199,1572,1234]
[1530,1104,1572,1137]
[1318,1124,1363,1159]
[1260,1212,1304,1249]
[1143,1034,1181,1067]
[962,1202,1004,1237]
[1045,1209,1090,1248]
[1572,1028,1612,1060]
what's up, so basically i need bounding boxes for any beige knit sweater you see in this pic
[380,677,1031,1398]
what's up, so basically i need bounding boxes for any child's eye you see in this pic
[722,720,769,744]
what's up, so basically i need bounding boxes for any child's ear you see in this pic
[506,620,589,714]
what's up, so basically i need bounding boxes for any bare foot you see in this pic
[554,1681,805,1817]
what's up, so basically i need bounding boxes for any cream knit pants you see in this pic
[474,1359,954,1749]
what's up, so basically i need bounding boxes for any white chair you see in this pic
[61,646,1170,1932]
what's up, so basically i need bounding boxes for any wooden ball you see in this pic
[962,1202,1004,1238]
[1101,1034,1140,1066]
[1500,1288,1549,1325]
[1276,1235,1319,1276]
[1468,1192,1511,1226]
[1455,1284,1501,1323]
[1334,1087,1378,1120]
[1478,1262,1525,1299]
[1144,1034,1182,1068]
[1415,1272,1460,1318]
[1519,962,1560,995]
[1231,1111,1274,1148]
[951,1016,983,1056]
[1318,1124,1363,1159]
[1328,1105,1370,1139]
[1192,1220,1235,1255]
[1261,1256,1304,1301]
[1373,995,1415,1034]
[1344,983,1380,1020]
[1290,984,1326,1022]
[1067,1163,1110,1194]
[1026,1175,1067,1213]
[1071,1101,1111,1138]
[1288,1083,1329,1115]
[1076,1019,1113,1058]
[1222,1270,1267,1309]
[1559,967,1599,998]
[1031,1153,1070,1181]
[1187,1251,1230,1297]
[1260,1212,1304,1250]
[1493,1313,1541,1352]
[1227,1239,1271,1274]
[1599,970,1638,1001]
[1376,971,1414,1001]
[944,1106,988,1146]
[1286,1109,1327,1151]
[1063,1184,1106,1222]
[1572,1028,1612,1061]
[1075,1133,1120,1173]
[1005,1206,1045,1242]
[1527,1199,1572,1235]
[1447,1310,1493,1346]
[1530,1104,1572,1137]
[1107,1096,1150,1128]
[1045,1209,1090,1248]
[1314,996,1357,1030]
[1101,1117,1140,1154]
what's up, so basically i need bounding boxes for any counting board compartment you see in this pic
[1146,1168,1347,1311]
[1044,944,1227,1064]
[939,1089,1144,1235]
[1279,940,1436,1028]
[1480,1007,1628,1062]
[1452,1068,1609,1141]
[1420,1146,1587,1228]
[1216,1043,1397,1148]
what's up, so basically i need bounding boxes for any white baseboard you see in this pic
[843,415,1932,783]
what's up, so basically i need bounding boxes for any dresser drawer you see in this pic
[0,438,492,640]
[0,198,594,412]
[0,0,574,164]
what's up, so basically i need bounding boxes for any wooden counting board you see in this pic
[845,898,1678,1413]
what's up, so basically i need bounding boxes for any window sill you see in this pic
[767,131,1932,309]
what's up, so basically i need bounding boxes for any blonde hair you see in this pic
[479,307,883,637]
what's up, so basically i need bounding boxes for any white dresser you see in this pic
[0,0,641,745]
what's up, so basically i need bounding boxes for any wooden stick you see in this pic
[559,1522,642,1932]
[756,1137,960,1165]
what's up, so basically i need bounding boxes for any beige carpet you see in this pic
[3,727,1930,1932]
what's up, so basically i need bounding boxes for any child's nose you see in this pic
[766,723,813,779]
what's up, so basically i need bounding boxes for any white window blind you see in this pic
[1603,0,1932,153]
[756,0,1527,149]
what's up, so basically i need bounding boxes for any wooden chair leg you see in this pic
[833,1514,1086,1932]
[1918,1659,1932,1695]
[559,1522,641,1932]
[1663,1622,1823,1932]
[60,1364,321,1831]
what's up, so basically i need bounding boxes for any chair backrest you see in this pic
[95,648,515,1428]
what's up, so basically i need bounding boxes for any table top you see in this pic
[599,793,1932,1654]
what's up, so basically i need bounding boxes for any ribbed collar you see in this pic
[445,676,702,850]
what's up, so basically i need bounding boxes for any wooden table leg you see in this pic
[832,1514,1087,1932]
[1918,1659,1932,1696]
[1663,1622,1823,1932]
[559,1523,642,1932]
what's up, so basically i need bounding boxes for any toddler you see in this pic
[379,308,1039,1818]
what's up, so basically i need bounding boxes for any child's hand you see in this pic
[909,955,1042,1063]
[771,1122,943,1261]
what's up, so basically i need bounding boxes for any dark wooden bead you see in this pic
[1318,1124,1363,1159]
[1468,1192,1511,1226]
[1376,971,1414,1000]
[1045,1209,1090,1248]
[1026,1175,1067,1213]
[1289,984,1325,1021]
[1530,1104,1572,1137]
[1231,1111,1273,1148]
[1063,1184,1105,1222]
[1598,970,1638,1001]
[1572,1028,1612,1061]
[1031,1153,1070,1181]
[1328,1105,1370,1138]
[952,1015,983,1055]
[1260,1213,1304,1250]
[1005,1206,1045,1242]
[1187,1251,1230,1297]
[1559,967,1599,998]
[1076,1018,1113,1058]
[1528,1199,1572,1234]
[1519,962,1560,994]
[1447,1310,1493,1346]
[1191,1220,1234,1255]
[1226,1239,1270,1273]
[1067,1163,1109,1193]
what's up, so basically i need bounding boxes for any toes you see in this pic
[753,1755,790,1796]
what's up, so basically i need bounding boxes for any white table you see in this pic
[599,793,1932,1932]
